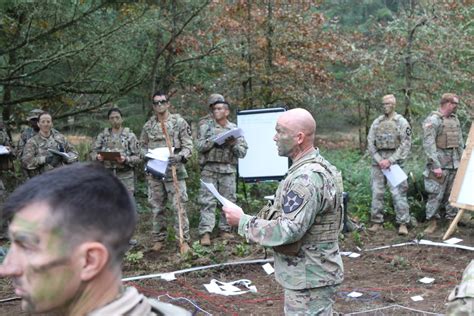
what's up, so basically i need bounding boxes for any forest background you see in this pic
[0,0,472,229]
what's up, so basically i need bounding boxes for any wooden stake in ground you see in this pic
[443,209,465,240]
[159,118,185,252]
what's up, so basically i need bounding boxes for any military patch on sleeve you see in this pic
[283,190,304,214]
[406,127,411,136]
[186,126,192,136]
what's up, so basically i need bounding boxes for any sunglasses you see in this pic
[153,100,167,106]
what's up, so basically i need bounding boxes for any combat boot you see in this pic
[180,242,191,255]
[424,218,437,234]
[368,223,383,232]
[200,233,211,246]
[151,241,164,252]
[398,224,408,236]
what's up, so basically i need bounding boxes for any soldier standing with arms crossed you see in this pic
[422,93,464,234]
[223,108,344,315]
[197,94,248,246]
[140,91,193,254]
[367,94,412,235]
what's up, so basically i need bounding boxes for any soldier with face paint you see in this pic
[223,108,344,315]
[366,94,412,236]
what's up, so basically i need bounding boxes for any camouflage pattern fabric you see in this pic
[147,175,190,242]
[284,286,337,315]
[446,260,474,315]
[140,114,193,242]
[91,127,140,194]
[197,119,247,235]
[367,113,411,224]
[238,149,343,298]
[0,128,12,236]
[16,127,37,158]
[422,111,464,220]
[21,130,78,175]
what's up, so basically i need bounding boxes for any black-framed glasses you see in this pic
[153,100,167,106]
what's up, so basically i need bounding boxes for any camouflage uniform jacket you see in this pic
[238,149,344,290]
[0,128,12,148]
[140,114,193,180]
[448,260,474,300]
[423,111,464,170]
[16,127,37,158]
[367,113,411,165]
[196,119,248,173]
[22,130,78,174]
[0,128,13,170]
[88,286,190,316]
[91,127,140,170]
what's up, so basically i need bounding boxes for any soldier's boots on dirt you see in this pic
[180,242,191,255]
[368,223,383,232]
[220,231,235,240]
[200,233,211,246]
[152,241,164,252]
[398,224,408,236]
[424,219,438,234]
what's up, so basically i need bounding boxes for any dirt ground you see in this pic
[0,210,472,315]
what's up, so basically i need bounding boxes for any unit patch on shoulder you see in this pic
[283,190,304,214]
[406,127,411,136]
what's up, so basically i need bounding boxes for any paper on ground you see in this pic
[262,263,274,275]
[381,164,407,187]
[0,145,9,155]
[411,295,424,301]
[160,273,176,281]
[203,279,257,296]
[418,277,435,284]
[340,252,361,258]
[444,237,463,245]
[213,128,244,145]
[347,292,363,298]
[146,147,172,161]
[201,180,239,208]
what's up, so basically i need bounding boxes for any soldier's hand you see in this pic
[224,136,237,146]
[432,168,443,178]
[378,159,391,170]
[223,204,244,226]
[168,155,181,166]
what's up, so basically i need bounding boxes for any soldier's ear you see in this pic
[77,242,109,281]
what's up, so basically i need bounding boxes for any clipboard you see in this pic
[98,151,121,161]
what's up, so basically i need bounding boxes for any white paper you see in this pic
[381,164,408,187]
[262,263,274,275]
[418,277,435,284]
[203,279,257,296]
[347,291,363,298]
[160,273,176,281]
[214,128,244,145]
[146,159,168,175]
[348,252,361,258]
[411,295,424,302]
[146,147,172,161]
[0,145,9,155]
[201,180,239,208]
[444,237,463,245]
[48,148,71,159]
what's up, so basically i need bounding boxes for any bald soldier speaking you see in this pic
[223,108,344,315]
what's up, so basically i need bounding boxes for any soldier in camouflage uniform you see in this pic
[17,109,43,179]
[0,123,13,238]
[446,260,474,315]
[223,108,344,315]
[21,112,78,176]
[367,94,412,235]
[140,91,193,254]
[91,108,140,195]
[422,93,464,234]
[197,94,248,246]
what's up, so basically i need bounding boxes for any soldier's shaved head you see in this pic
[278,108,316,143]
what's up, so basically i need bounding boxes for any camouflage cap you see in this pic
[207,94,228,107]
[26,109,44,120]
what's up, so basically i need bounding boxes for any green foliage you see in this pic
[389,255,409,270]
[125,250,144,265]
[234,242,251,257]
[351,230,363,248]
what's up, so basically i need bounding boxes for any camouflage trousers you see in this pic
[370,165,410,224]
[424,168,458,220]
[284,285,337,315]
[147,175,190,242]
[198,169,235,236]
[109,168,135,195]
[446,298,474,315]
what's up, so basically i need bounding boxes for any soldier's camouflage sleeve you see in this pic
[388,117,411,163]
[139,122,150,158]
[22,138,44,170]
[232,136,248,159]
[90,131,106,160]
[422,115,441,169]
[62,137,79,163]
[196,121,215,153]
[177,117,193,160]
[367,118,382,163]
[126,131,141,167]
[456,117,464,159]
[238,174,324,247]
[16,130,28,156]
